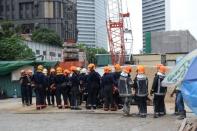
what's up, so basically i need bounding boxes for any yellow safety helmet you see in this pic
[37,65,44,72]
[56,67,63,75]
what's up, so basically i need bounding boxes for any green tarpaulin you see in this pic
[0,61,58,76]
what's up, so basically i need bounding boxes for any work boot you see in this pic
[177,111,186,120]
[154,113,159,118]
[104,106,109,111]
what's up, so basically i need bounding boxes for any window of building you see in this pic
[58,53,62,58]
[43,51,47,56]
[6,5,10,11]
[49,52,56,57]
[36,50,40,55]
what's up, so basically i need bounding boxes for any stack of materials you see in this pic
[63,43,79,61]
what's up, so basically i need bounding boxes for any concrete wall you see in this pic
[151,30,197,53]
[132,54,163,66]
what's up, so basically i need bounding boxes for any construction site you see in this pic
[0,0,197,131]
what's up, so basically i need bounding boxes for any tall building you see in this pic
[0,0,77,43]
[77,0,107,49]
[142,0,170,52]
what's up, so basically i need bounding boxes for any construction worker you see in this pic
[86,64,101,109]
[118,66,133,115]
[19,70,29,106]
[49,68,56,106]
[32,65,46,109]
[113,64,123,109]
[151,65,167,118]
[54,67,65,109]
[43,68,50,106]
[134,65,148,118]
[26,69,33,105]
[101,66,116,111]
[79,68,88,105]
[63,69,71,108]
[171,57,186,120]
[69,66,81,110]
[155,64,167,115]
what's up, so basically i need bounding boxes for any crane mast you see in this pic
[106,0,133,65]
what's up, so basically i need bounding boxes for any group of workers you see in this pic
[19,63,185,119]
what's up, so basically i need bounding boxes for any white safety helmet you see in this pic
[43,68,48,75]
[80,68,87,74]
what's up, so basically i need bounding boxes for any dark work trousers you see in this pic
[87,86,99,108]
[113,92,122,107]
[137,96,147,115]
[176,91,185,113]
[27,85,32,105]
[21,86,28,105]
[35,85,45,107]
[154,95,165,114]
[62,87,70,106]
[70,86,79,108]
[50,90,56,105]
[175,92,178,113]
[103,85,113,108]
[55,85,63,107]
[46,89,51,105]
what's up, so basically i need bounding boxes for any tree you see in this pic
[32,28,63,47]
[0,20,15,38]
[77,44,108,64]
[0,35,35,60]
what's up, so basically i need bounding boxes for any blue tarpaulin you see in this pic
[182,57,197,115]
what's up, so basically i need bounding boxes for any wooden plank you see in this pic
[179,118,188,131]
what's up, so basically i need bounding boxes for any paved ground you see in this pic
[0,98,194,131]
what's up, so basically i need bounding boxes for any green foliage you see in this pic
[77,44,108,64]
[32,28,63,47]
[0,35,35,60]
[0,20,15,37]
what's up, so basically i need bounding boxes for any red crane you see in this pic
[106,0,133,65]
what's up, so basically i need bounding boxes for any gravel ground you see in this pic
[0,98,192,131]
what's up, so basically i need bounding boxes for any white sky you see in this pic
[126,0,197,54]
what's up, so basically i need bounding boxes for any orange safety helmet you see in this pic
[70,66,77,72]
[123,66,132,74]
[137,65,145,74]
[64,69,70,75]
[104,66,112,74]
[156,64,163,70]
[88,63,95,71]
[114,64,122,72]
[56,67,63,75]
[159,65,167,74]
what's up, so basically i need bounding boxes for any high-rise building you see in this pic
[0,0,78,43]
[77,0,107,49]
[142,0,170,52]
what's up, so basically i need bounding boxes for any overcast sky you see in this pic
[126,0,197,54]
